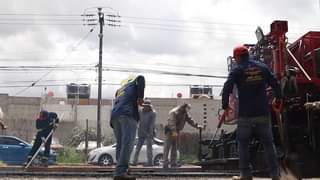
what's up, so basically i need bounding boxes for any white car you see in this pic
[87,137,179,166]
[76,141,102,152]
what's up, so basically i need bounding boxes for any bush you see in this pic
[63,126,101,147]
[178,132,201,164]
[57,147,86,164]
[179,154,198,164]
[179,132,199,155]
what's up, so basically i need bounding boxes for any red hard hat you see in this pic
[233,45,249,60]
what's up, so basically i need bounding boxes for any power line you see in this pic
[121,15,320,30]
[103,67,227,79]
[0,13,319,29]
[14,26,97,96]
[120,21,254,33]
[0,82,224,88]
[0,78,93,84]
[0,62,225,71]
[121,15,263,27]
[0,65,227,79]
[0,18,84,21]
[0,13,82,17]
[119,24,254,37]
[0,22,85,26]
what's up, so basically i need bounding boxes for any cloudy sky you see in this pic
[0,0,319,99]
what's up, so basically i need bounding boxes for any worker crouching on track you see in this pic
[132,99,156,166]
[163,103,199,169]
[222,45,282,180]
[25,110,59,167]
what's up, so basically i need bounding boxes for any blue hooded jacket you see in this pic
[111,75,145,122]
[222,58,281,117]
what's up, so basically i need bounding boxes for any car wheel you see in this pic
[98,154,113,166]
[153,154,163,166]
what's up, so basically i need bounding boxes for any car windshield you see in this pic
[111,137,164,147]
[0,136,30,146]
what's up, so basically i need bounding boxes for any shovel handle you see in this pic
[217,109,228,128]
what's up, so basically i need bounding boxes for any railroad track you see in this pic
[0,165,238,177]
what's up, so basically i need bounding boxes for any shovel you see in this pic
[272,99,289,174]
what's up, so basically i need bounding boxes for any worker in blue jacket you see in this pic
[25,110,59,167]
[110,75,145,180]
[222,45,281,180]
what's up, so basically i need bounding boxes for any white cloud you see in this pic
[0,0,319,98]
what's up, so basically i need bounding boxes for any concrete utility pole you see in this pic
[96,7,104,148]
[82,7,120,148]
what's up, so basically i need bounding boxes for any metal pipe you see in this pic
[286,47,312,81]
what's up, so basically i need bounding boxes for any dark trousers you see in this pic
[237,115,279,178]
[28,131,52,160]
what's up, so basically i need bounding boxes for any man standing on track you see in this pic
[132,99,156,166]
[222,45,281,180]
[163,103,199,169]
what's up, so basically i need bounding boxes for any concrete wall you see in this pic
[0,94,236,144]
[42,104,113,143]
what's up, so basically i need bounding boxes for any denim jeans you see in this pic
[111,115,137,176]
[132,136,153,165]
[237,115,279,177]
[163,132,178,167]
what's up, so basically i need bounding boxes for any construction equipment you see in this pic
[212,109,227,141]
[198,20,320,178]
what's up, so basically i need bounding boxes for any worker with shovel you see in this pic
[25,110,59,167]
[163,103,200,169]
[222,45,282,180]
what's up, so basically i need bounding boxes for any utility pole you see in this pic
[82,7,121,148]
[97,7,104,148]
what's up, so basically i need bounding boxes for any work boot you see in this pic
[231,176,253,180]
[271,176,281,180]
[113,173,136,180]
[40,157,48,167]
[130,161,138,166]
[171,163,181,168]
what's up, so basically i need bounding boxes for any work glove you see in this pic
[272,98,283,112]
[196,124,204,129]
[137,98,144,106]
[171,131,178,140]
